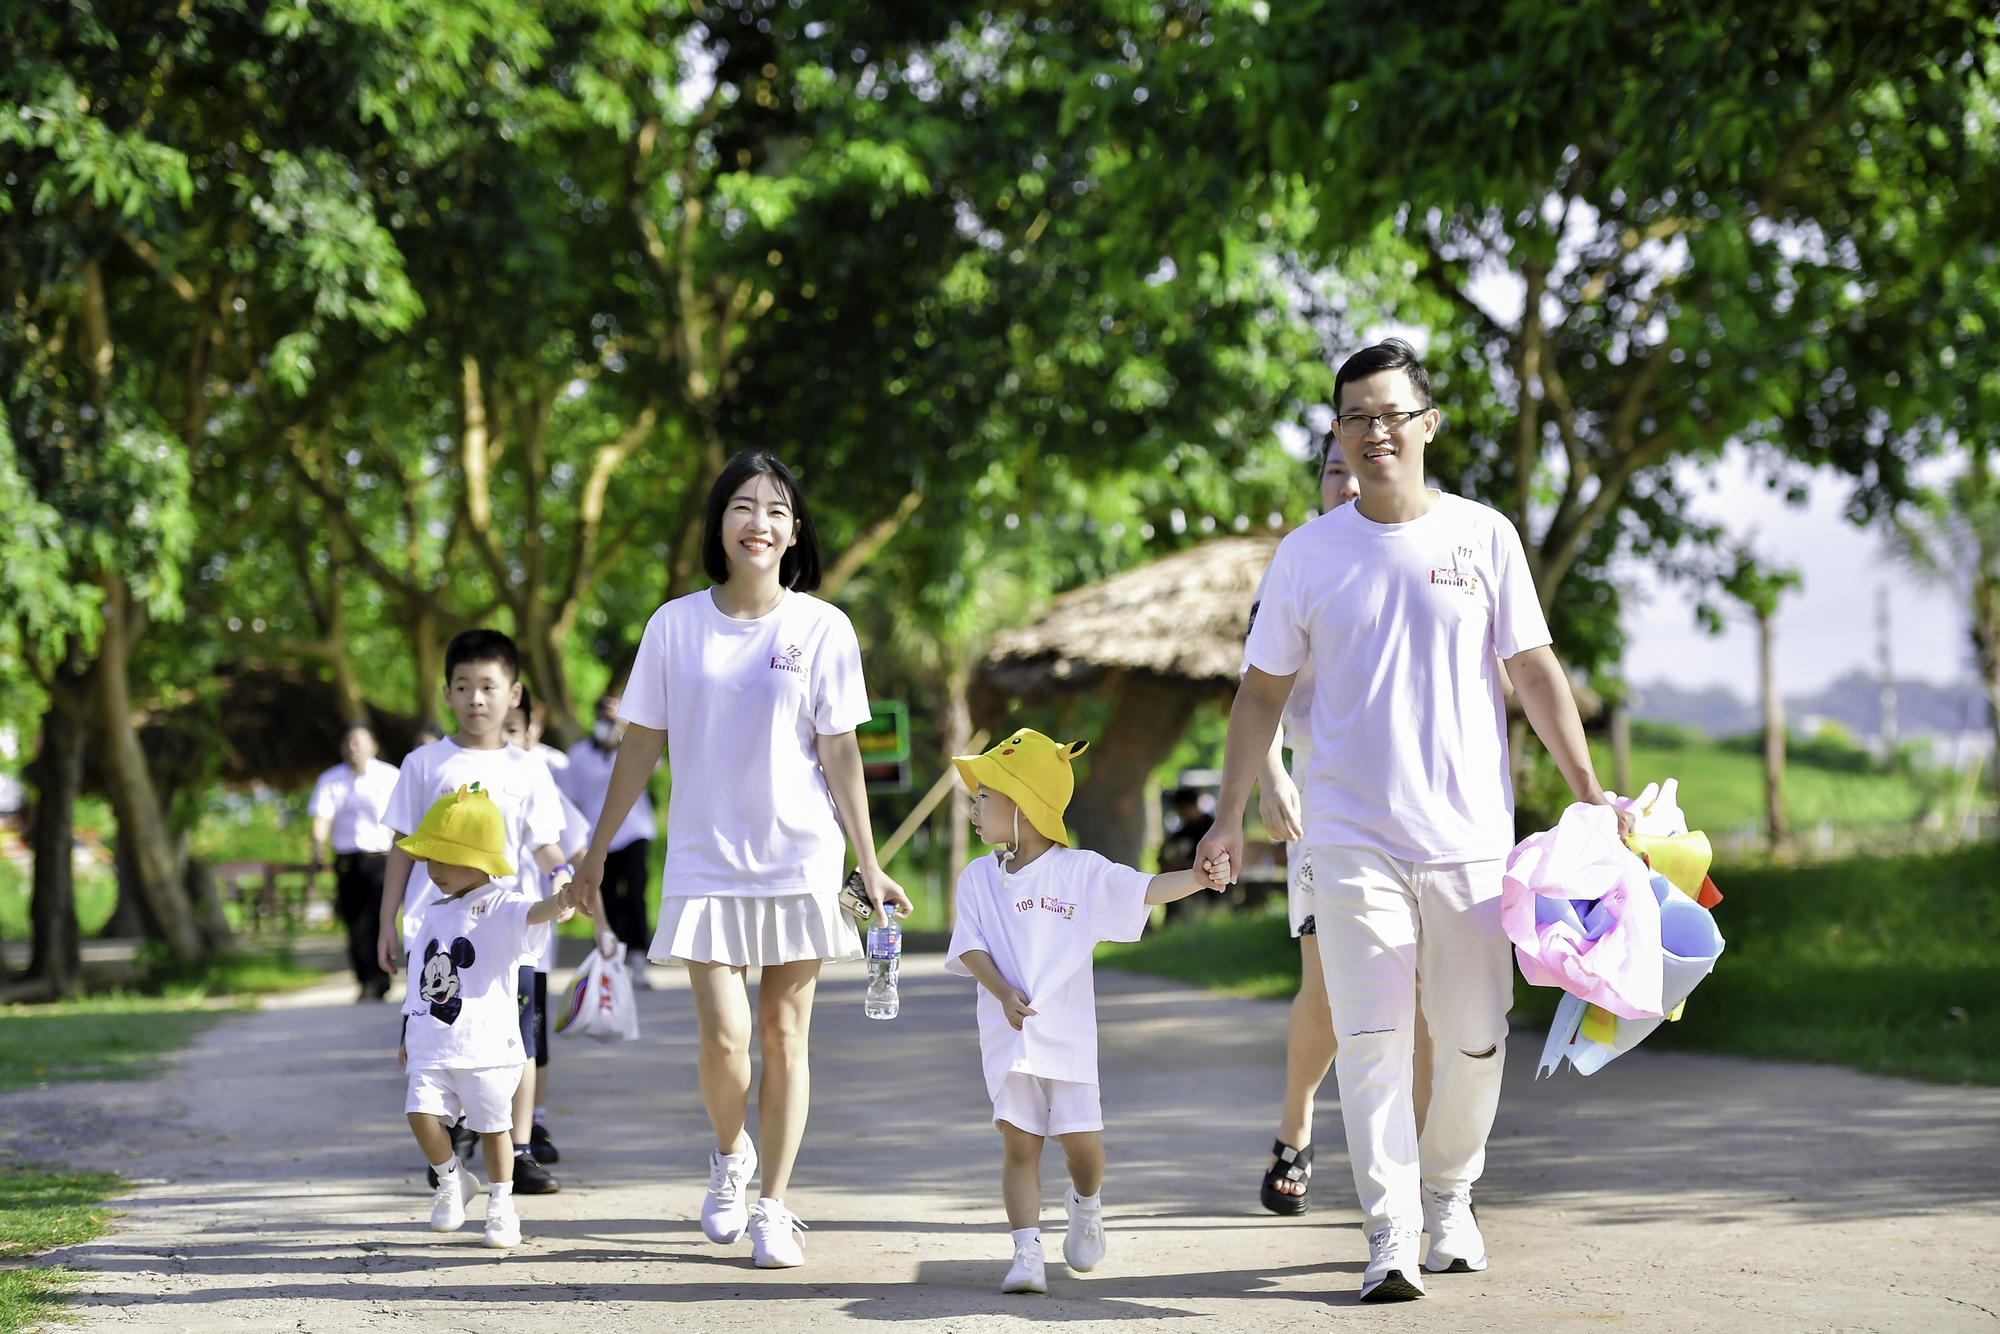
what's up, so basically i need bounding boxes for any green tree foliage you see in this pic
[1092,0,1998,674]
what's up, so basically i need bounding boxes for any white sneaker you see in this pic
[702,1142,758,1243]
[1001,1239,1048,1294]
[1360,1224,1426,1302]
[747,1198,807,1268]
[482,1199,521,1248]
[429,1166,471,1232]
[1422,1186,1488,1272]
[1063,1188,1105,1272]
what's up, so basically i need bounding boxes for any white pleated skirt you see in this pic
[650,892,864,967]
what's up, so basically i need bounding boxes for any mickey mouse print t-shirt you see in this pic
[945,848,1153,1095]
[401,884,532,1070]
[618,589,871,897]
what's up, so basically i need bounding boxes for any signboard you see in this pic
[857,700,911,794]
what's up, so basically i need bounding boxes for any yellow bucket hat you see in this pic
[395,784,514,878]
[953,728,1087,846]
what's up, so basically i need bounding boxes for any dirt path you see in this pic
[3,957,1996,1332]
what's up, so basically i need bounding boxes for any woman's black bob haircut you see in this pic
[700,451,823,591]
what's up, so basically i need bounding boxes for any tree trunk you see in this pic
[1760,609,1789,851]
[1609,695,1632,797]
[184,855,234,951]
[410,607,444,729]
[523,611,584,748]
[942,665,973,928]
[93,572,203,959]
[1067,673,1206,869]
[27,678,88,997]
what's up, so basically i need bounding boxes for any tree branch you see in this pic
[821,490,925,599]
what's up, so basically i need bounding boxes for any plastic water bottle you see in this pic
[864,912,901,1021]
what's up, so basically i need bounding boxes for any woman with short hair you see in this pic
[571,450,909,1269]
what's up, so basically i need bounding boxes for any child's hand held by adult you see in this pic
[1194,822,1242,891]
[1199,849,1232,889]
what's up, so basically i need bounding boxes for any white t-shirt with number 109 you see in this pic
[617,589,872,898]
[1244,492,1552,865]
[945,848,1154,1095]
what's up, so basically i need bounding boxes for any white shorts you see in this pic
[991,1073,1103,1137]
[405,1065,522,1134]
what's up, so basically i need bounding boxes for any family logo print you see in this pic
[1429,567,1481,596]
[1014,896,1078,920]
[769,644,806,676]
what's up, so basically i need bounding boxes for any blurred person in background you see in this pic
[557,693,658,985]
[308,722,400,1000]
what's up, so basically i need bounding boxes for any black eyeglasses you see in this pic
[1333,409,1426,440]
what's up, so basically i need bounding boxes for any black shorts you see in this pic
[516,965,538,1061]
[532,970,548,1069]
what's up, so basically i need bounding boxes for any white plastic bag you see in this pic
[555,939,641,1043]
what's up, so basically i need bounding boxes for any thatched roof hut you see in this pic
[974,536,1279,866]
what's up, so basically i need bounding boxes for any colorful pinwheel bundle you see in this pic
[1501,780,1726,1078]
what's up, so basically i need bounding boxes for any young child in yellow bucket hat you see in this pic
[944,728,1232,1295]
[396,784,580,1249]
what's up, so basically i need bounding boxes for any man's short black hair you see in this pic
[341,719,375,737]
[443,628,520,683]
[700,451,823,591]
[1333,338,1435,413]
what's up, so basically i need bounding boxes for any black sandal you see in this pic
[1260,1139,1312,1215]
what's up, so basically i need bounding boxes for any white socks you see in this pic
[1011,1227,1040,1246]
[490,1181,514,1204]
[431,1158,458,1180]
[1071,1189,1101,1209]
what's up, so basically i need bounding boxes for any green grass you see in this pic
[1591,739,1936,837]
[138,945,325,999]
[0,996,238,1092]
[0,1162,125,1334]
[1097,908,1306,999]
[1103,845,2000,1086]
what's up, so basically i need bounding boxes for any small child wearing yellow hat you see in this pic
[396,784,581,1249]
[945,728,1230,1295]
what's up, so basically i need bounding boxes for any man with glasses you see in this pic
[1198,339,1632,1302]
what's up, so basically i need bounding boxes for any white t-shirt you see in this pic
[306,758,401,854]
[519,787,592,971]
[618,589,872,898]
[1244,493,1551,864]
[945,848,1154,1093]
[558,739,657,852]
[382,738,568,946]
[1248,564,1317,765]
[402,883,533,1069]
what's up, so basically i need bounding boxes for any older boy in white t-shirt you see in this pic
[396,784,579,1248]
[376,631,573,1192]
[946,729,1230,1296]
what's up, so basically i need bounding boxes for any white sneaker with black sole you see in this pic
[1360,1224,1426,1302]
[1001,1238,1048,1294]
[747,1198,807,1268]
[428,1165,475,1232]
[702,1142,758,1244]
[1063,1188,1105,1272]
[1422,1186,1488,1272]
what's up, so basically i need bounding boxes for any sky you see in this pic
[1616,448,1969,699]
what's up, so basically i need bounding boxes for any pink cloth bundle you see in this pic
[1501,803,1665,1020]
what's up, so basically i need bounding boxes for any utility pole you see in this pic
[1877,585,1898,764]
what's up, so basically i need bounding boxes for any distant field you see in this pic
[1590,738,1938,845]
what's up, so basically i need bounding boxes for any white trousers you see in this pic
[1311,845,1512,1233]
